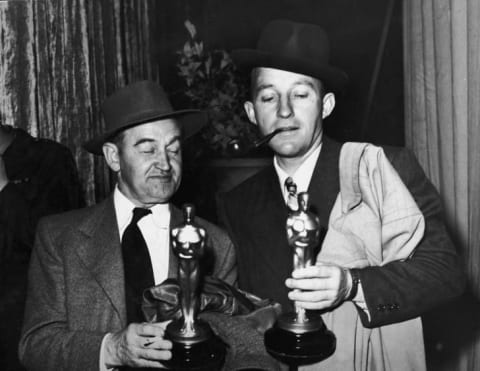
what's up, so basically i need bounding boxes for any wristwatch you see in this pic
[347,268,361,301]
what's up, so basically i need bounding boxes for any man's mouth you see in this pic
[278,126,298,132]
[254,127,297,148]
[274,126,299,137]
[148,174,172,181]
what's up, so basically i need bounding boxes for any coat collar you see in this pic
[257,136,342,226]
[307,135,342,227]
[74,199,186,324]
[75,196,127,324]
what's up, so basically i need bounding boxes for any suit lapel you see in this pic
[230,137,343,309]
[75,197,127,325]
[308,136,342,228]
[237,166,294,306]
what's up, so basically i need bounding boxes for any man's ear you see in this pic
[244,101,257,125]
[102,142,121,172]
[322,93,336,119]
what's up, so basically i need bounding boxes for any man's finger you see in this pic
[288,289,336,302]
[285,277,333,291]
[142,338,173,350]
[150,320,171,330]
[291,265,333,279]
[133,357,169,368]
[133,322,166,337]
[295,300,332,310]
[139,348,173,362]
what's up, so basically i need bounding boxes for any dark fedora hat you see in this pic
[83,80,206,155]
[232,19,348,92]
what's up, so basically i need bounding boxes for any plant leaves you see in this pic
[184,20,197,39]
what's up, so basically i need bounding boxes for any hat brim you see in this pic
[83,109,207,155]
[232,49,348,93]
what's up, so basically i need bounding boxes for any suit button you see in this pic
[376,304,386,311]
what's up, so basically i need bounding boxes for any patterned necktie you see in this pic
[122,207,154,323]
[285,177,298,212]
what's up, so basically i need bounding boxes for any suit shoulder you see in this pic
[37,203,104,234]
[224,165,273,201]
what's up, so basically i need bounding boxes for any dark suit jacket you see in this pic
[0,127,84,371]
[0,127,84,264]
[218,136,465,328]
[19,196,237,371]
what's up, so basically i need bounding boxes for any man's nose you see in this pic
[154,150,171,171]
[277,95,293,118]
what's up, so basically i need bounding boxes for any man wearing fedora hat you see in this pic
[219,19,464,368]
[19,80,237,370]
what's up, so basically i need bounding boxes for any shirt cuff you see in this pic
[99,333,116,371]
[352,282,371,321]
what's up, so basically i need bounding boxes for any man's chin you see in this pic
[142,187,177,205]
[141,196,172,206]
[271,145,302,158]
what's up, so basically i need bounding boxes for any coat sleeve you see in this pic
[18,218,104,371]
[206,222,238,287]
[357,147,466,327]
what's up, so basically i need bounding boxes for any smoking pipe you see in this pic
[227,127,297,156]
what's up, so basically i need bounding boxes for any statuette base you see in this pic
[264,312,336,366]
[164,319,226,370]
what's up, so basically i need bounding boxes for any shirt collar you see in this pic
[274,143,322,199]
[113,186,171,236]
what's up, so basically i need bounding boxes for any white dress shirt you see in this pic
[100,186,172,370]
[114,186,171,285]
[274,144,322,202]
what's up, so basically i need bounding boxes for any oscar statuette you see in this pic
[163,204,226,370]
[264,192,336,370]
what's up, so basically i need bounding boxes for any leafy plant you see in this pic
[176,20,259,157]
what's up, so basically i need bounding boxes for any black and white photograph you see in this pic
[0,1,479,370]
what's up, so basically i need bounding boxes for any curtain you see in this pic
[404,0,480,369]
[0,0,159,204]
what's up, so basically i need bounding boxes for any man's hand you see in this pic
[285,263,352,310]
[105,321,172,368]
[0,156,9,191]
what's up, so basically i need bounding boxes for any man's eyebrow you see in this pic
[133,138,155,147]
[255,83,273,95]
[166,135,182,146]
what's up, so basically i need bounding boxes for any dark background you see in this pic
[154,0,404,146]
[155,0,406,225]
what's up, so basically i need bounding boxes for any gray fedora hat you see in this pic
[83,80,206,155]
[232,19,348,92]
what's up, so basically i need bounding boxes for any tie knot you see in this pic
[131,207,152,224]
[285,177,297,195]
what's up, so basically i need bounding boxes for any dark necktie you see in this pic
[122,207,154,323]
[285,177,299,212]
